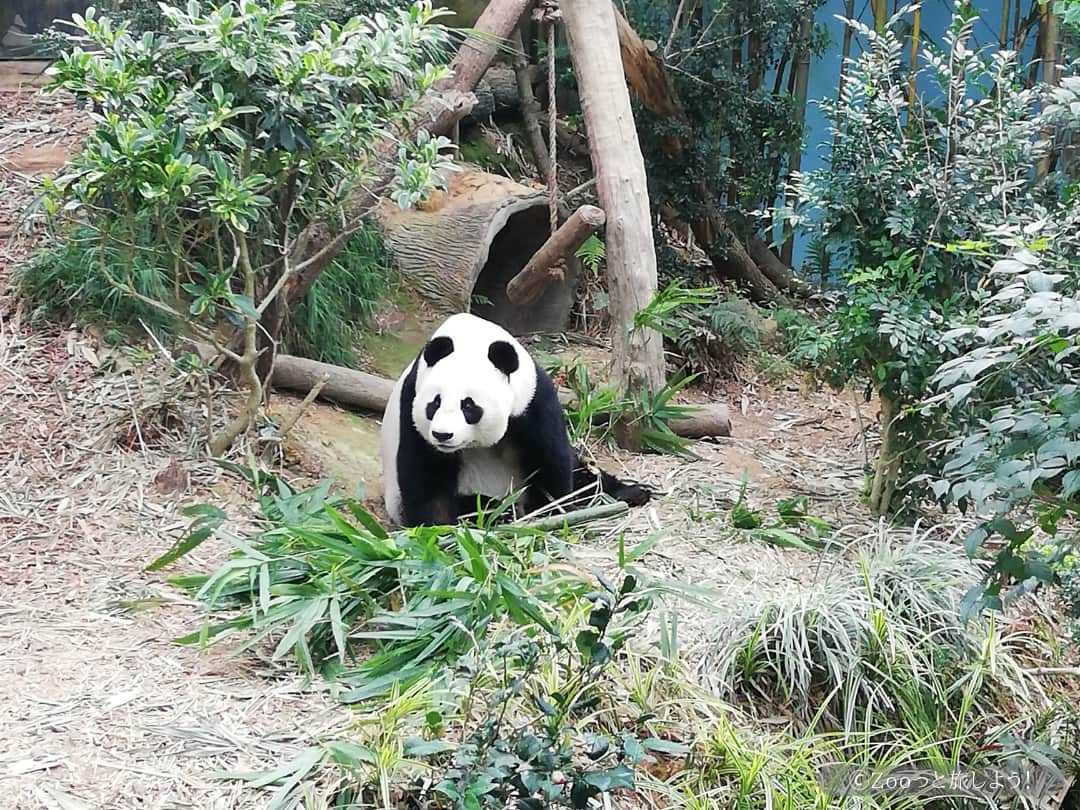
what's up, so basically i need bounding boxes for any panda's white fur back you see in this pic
[380,361,408,525]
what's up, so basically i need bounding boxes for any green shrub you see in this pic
[43,0,452,453]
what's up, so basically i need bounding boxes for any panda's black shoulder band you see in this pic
[423,336,454,367]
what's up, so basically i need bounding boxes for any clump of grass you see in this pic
[696,526,1041,734]
[282,224,395,368]
[19,224,178,336]
[20,221,394,365]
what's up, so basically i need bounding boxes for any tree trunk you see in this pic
[506,205,606,305]
[271,354,731,438]
[868,394,900,515]
[510,26,551,182]
[907,5,921,110]
[779,10,813,269]
[872,0,888,32]
[1035,1,1060,178]
[561,0,666,450]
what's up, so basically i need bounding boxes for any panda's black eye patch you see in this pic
[461,397,483,425]
[425,394,441,421]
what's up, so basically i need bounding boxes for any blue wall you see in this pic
[787,0,1033,270]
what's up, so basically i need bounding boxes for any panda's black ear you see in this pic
[423,336,454,367]
[488,340,519,377]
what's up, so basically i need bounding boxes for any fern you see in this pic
[574,235,606,273]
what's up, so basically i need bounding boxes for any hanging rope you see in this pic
[536,0,561,237]
[547,19,557,236]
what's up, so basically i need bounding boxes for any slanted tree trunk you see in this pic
[281,0,533,309]
[561,0,666,449]
[613,9,790,303]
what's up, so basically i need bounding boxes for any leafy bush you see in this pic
[218,572,665,809]
[433,578,664,810]
[783,8,1080,534]
[22,219,393,363]
[41,0,452,453]
[920,232,1080,613]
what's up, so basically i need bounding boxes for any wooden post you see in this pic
[560,0,666,449]
[506,205,606,305]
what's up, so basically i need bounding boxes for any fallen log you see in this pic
[464,65,522,122]
[506,205,606,305]
[273,354,394,413]
[272,354,731,438]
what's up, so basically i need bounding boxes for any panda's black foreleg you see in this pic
[402,492,458,527]
[506,365,576,514]
[396,401,464,527]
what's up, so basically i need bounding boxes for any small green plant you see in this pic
[574,235,606,274]
[434,574,666,809]
[560,360,698,456]
[729,483,832,553]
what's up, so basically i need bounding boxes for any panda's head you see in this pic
[410,315,534,453]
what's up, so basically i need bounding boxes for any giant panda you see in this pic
[380,313,650,527]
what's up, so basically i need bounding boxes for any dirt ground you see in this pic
[1,81,885,809]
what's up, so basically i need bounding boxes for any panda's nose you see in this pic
[432,431,453,443]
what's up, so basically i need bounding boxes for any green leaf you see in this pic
[642,737,690,756]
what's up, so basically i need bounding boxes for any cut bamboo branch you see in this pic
[506,205,606,305]
[519,501,629,531]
